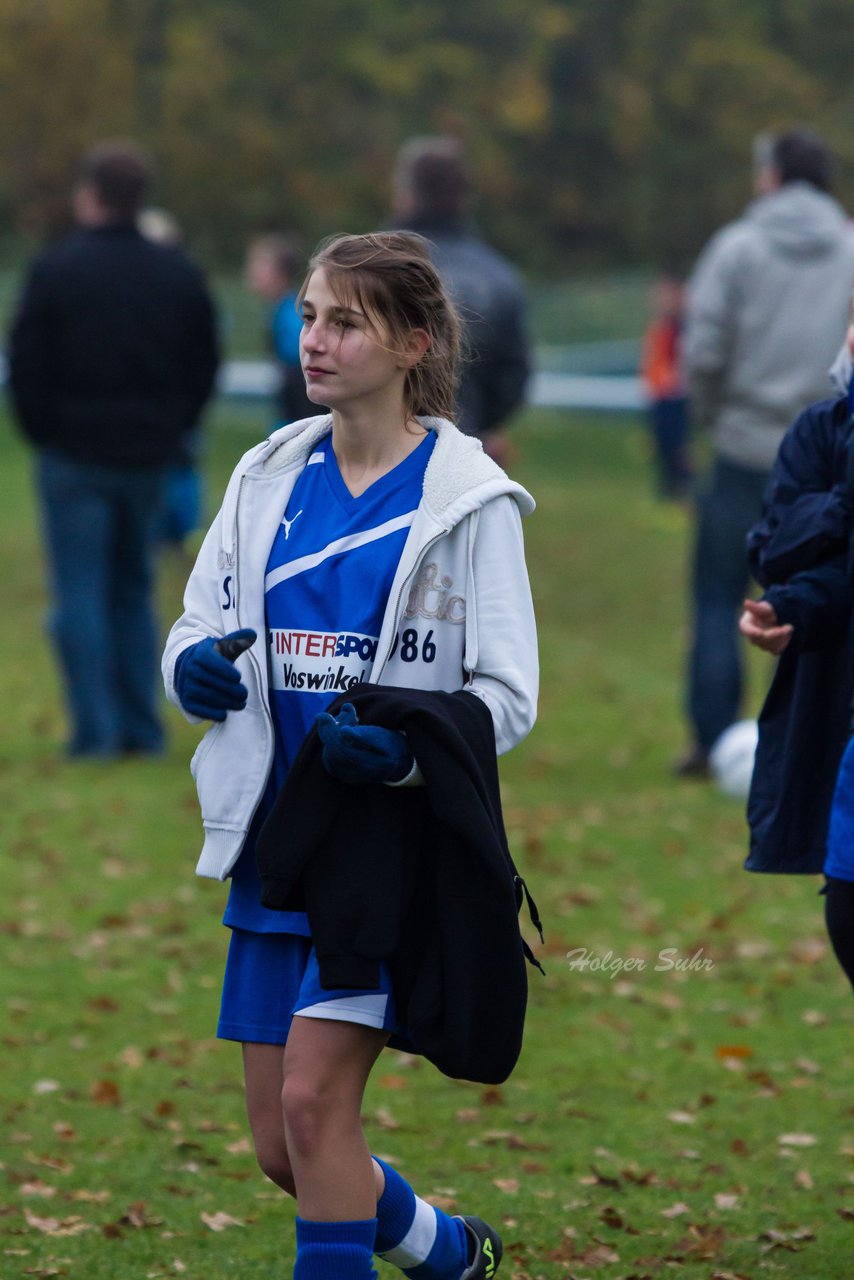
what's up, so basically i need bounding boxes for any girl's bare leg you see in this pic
[242,1037,387,1208]
[242,1042,297,1195]
[281,1016,389,1220]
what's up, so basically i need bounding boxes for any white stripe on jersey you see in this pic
[306,452,324,465]
[264,510,418,592]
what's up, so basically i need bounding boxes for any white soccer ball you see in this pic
[709,719,759,799]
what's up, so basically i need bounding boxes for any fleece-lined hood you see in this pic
[262,413,534,513]
[218,414,534,556]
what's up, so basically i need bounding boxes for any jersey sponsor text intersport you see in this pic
[269,628,378,694]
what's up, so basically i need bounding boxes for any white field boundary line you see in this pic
[215,359,647,413]
[0,353,648,414]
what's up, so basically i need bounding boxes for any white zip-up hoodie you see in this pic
[162,414,538,880]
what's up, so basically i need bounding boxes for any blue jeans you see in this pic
[687,457,770,750]
[648,396,692,499]
[160,463,202,545]
[37,449,167,755]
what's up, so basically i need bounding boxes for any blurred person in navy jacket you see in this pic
[8,140,219,757]
[640,272,693,501]
[392,136,530,468]
[742,313,854,989]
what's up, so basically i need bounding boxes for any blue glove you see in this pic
[174,629,256,721]
[315,702,413,785]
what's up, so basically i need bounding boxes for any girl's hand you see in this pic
[739,599,793,655]
[174,630,256,720]
[315,703,413,784]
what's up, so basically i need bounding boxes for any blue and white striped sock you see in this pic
[293,1216,377,1279]
[373,1158,468,1279]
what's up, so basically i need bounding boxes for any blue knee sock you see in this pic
[373,1158,468,1279]
[293,1217,377,1280]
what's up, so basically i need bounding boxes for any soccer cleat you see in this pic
[456,1215,502,1280]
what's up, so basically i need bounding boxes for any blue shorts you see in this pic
[825,735,854,882]
[217,928,400,1045]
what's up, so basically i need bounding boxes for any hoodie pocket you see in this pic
[189,721,224,782]
[190,706,271,831]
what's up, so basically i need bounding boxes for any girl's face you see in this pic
[299,267,409,412]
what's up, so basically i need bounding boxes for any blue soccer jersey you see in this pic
[223,428,436,933]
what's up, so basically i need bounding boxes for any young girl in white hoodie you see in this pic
[163,232,538,1280]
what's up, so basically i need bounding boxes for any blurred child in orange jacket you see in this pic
[640,273,693,501]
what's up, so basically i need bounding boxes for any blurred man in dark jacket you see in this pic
[392,136,530,466]
[8,140,220,757]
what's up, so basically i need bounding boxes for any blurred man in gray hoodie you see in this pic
[677,128,854,776]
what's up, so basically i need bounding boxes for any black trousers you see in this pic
[824,877,854,991]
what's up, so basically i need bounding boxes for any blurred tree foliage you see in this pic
[1,0,853,272]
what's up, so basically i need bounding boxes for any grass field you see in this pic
[2,402,853,1280]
